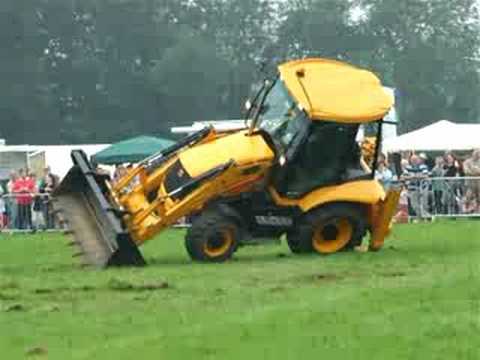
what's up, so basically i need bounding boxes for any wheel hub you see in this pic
[321,223,339,241]
[312,218,353,254]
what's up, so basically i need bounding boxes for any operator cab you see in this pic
[248,76,381,199]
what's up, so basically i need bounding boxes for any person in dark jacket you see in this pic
[38,167,58,229]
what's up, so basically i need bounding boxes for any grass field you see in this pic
[1,221,479,360]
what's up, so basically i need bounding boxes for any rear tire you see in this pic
[286,226,314,253]
[185,211,239,262]
[288,203,366,255]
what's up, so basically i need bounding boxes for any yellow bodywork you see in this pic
[269,180,386,212]
[113,129,274,243]
[178,130,274,177]
[279,58,393,122]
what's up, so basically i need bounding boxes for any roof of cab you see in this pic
[278,58,393,123]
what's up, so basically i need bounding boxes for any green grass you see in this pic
[0,221,479,360]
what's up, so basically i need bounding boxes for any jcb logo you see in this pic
[255,216,293,227]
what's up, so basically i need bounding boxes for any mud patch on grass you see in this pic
[107,278,170,292]
[33,288,54,295]
[3,303,26,312]
[299,272,356,285]
[214,288,225,295]
[387,245,401,252]
[269,286,287,293]
[313,273,343,282]
[33,285,95,295]
[25,346,48,357]
[380,271,406,278]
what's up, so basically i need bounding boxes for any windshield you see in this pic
[256,79,308,155]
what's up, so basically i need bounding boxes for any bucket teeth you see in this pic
[73,251,84,258]
[63,229,75,235]
[67,240,77,247]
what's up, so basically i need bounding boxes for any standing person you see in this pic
[13,169,34,230]
[430,156,446,215]
[443,151,462,214]
[12,169,26,229]
[401,154,430,218]
[31,173,45,230]
[25,171,37,230]
[443,151,462,177]
[45,166,59,186]
[39,167,58,229]
[6,171,18,229]
[463,149,480,211]
[0,182,5,229]
[419,152,433,171]
[375,153,394,190]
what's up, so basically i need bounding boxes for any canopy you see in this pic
[92,135,175,165]
[278,58,393,123]
[383,120,480,152]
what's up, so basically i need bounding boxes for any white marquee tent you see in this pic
[0,144,109,179]
[383,120,480,152]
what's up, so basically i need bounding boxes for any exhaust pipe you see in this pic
[54,150,146,268]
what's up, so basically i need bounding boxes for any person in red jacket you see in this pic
[13,169,35,230]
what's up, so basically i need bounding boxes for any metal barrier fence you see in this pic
[405,176,480,219]
[2,177,479,231]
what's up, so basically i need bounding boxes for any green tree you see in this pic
[277,0,480,132]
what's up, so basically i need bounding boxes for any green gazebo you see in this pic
[92,135,175,165]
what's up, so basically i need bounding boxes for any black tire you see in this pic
[185,211,239,262]
[288,203,366,255]
[286,225,314,254]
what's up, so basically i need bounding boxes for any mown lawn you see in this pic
[0,221,479,360]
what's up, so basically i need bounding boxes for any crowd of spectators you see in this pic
[375,149,480,221]
[0,166,59,231]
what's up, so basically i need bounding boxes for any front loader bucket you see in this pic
[54,150,146,268]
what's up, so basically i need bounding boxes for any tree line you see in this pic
[1,0,479,144]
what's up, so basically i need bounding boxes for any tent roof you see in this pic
[92,135,174,165]
[278,58,393,123]
[171,120,248,134]
[383,120,480,152]
[0,144,109,179]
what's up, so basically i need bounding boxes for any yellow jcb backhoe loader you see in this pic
[55,58,401,267]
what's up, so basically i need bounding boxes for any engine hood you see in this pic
[178,130,275,177]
